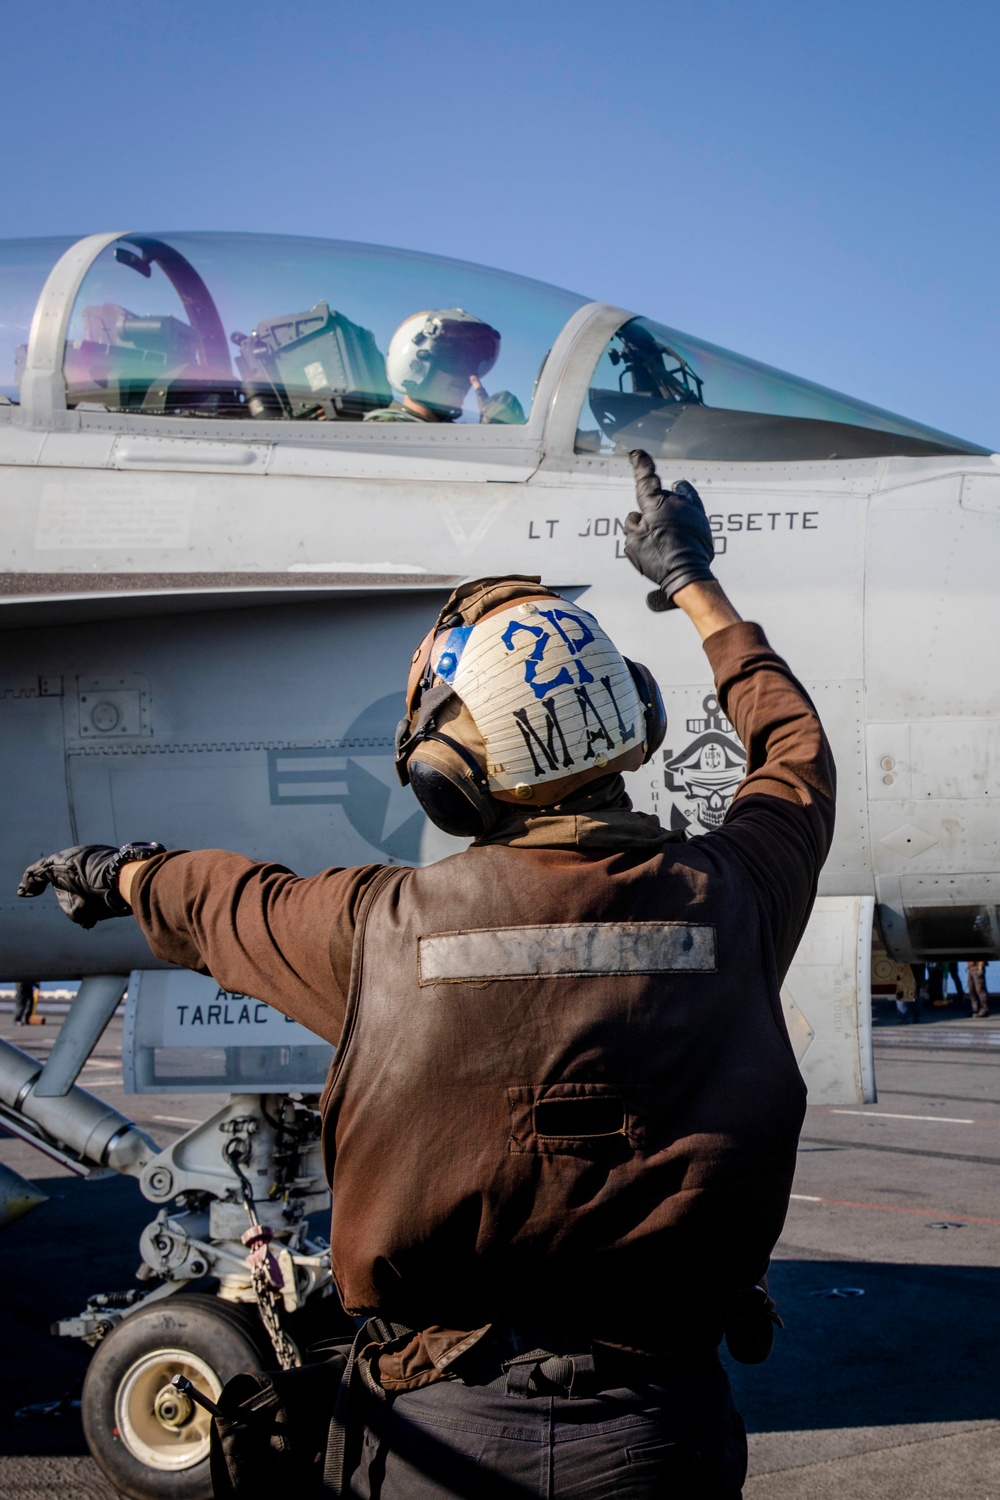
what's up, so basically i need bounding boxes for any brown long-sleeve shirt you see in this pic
[131,621,836,1039]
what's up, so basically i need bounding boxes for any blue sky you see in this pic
[3,0,998,446]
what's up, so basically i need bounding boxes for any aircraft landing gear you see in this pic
[81,1293,270,1500]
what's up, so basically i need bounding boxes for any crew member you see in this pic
[366,307,525,424]
[19,452,835,1497]
[967,959,990,1018]
[13,980,36,1025]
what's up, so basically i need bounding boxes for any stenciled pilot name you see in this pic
[527,509,821,556]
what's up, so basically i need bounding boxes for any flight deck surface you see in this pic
[735,1006,1000,1497]
[2,1000,999,1499]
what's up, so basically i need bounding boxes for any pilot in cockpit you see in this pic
[366,308,525,425]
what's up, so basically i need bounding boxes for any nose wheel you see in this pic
[81,1294,271,1500]
[116,1348,219,1471]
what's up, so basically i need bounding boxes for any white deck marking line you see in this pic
[152,1114,201,1126]
[787,1193,1000,1226]
[875,1031,1000,1047]
[828,1108,976,1124]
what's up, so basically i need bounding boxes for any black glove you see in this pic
[17,845,129,929]
[623,449,716,611]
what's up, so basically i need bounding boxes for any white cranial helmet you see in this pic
[439,599,646,798]
[386,309,501,400]
[395,577,667,836]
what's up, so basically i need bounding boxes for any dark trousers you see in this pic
[13,981,35,1024]
[353,1354,747,1499]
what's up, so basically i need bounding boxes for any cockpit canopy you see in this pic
[573,314,990,461]
[0,231,987,459]
[15,232,582,427]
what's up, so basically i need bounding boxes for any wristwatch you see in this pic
[104,841,167,913]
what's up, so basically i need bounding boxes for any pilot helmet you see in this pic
[395,576,667,836]
[386,309,501,417]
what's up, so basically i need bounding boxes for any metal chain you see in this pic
[249,1258,299,1371]
[223,1133,300,1370]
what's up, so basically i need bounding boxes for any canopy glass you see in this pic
[56,232,585,426]
[0,233,989,457]
[576,316,987,460]
[0,237,77,400]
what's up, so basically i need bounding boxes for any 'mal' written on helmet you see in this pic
[395,578,666,835]
[443,601,644,794]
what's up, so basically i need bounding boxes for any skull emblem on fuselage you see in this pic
[663,693,747,833]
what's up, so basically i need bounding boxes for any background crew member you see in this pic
[13,979,37,1025]
[19,451,835,1498]
[967,958,990,1017]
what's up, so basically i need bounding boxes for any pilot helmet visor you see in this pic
[423,316,500,380]
[387,309,501,394]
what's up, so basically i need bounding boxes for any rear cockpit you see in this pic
[0,231,989,459]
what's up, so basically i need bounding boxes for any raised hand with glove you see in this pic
[18,842,165,929]
[623,449,718,610]
[624,449,740,639]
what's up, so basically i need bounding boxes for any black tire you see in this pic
[82,1292,272,1500]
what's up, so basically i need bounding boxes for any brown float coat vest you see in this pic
[322,829,807,1354]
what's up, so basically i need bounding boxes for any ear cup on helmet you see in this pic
[625,659,667,763]
[407,735,499,838]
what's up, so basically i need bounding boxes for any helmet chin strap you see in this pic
[394,682,458,787]
[405,395,463,421]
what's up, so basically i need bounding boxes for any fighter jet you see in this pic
[1,224,994,1081]
[2,229,994,1499]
